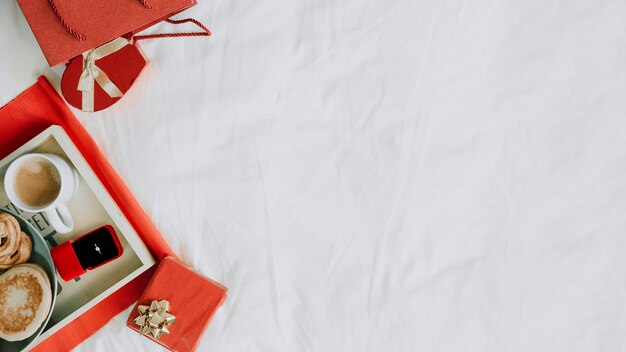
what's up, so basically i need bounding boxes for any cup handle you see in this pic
[44,203,74,234]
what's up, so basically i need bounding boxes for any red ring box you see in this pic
[51,225,123,281]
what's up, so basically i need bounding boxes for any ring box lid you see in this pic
[50,240,85,281]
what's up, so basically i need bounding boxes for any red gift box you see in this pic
[17,0,196,67]
[60,37,149,111]
[127,256,227,352]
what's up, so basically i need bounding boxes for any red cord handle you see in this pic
[133,18,211,42]
[138,0,152,9]
[47,0,86,41]
[48,0,153,41]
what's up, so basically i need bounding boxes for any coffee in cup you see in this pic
[14,157,62,208]
[4,153,77,234]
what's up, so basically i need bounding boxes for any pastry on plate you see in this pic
[0,212,33,270]
[0,263,52,341]
[0,213,21,258]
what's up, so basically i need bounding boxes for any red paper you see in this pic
[0,76,175,351]
[127,257,227,352]
[17,0,196,67]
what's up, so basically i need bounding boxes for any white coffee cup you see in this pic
[4,153,77,234]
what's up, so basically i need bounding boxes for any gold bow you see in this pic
[133,299,176,340]
[77,37,129,112]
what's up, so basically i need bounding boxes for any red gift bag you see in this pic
[17,0,197,66]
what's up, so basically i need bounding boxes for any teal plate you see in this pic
[0,209,57,352]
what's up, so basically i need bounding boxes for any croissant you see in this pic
[0,232,31,270]
[0,213,20,258]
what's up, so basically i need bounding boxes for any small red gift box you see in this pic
[127,256,227,352]
[17,0,196,67]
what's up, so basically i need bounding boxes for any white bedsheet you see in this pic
[2,0,626,351]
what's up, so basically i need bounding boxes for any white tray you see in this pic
[0,126,155,344]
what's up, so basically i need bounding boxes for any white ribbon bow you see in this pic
[77,37,130,112]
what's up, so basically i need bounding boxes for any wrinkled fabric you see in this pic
[2,0,626,351]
